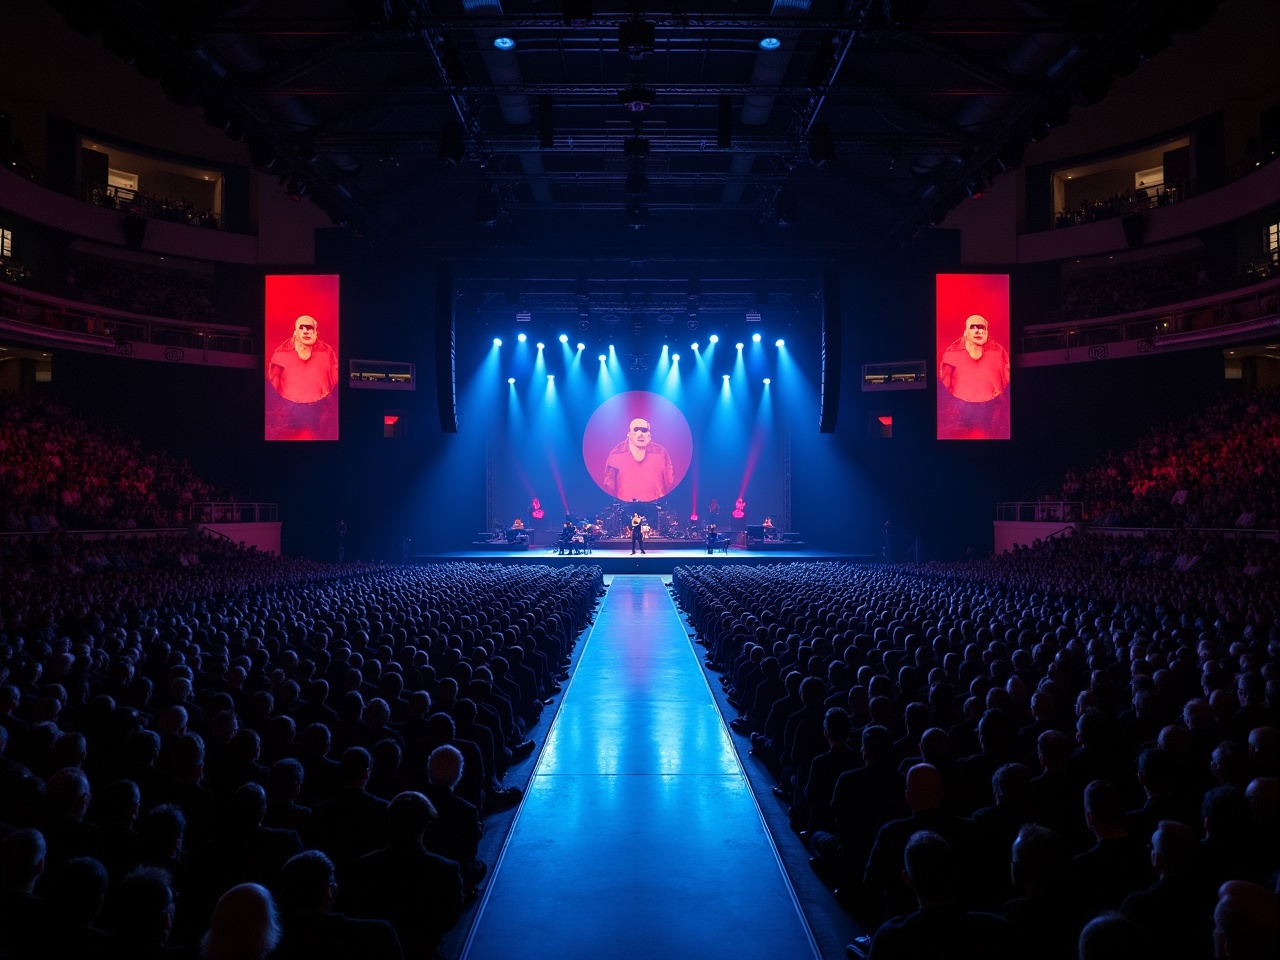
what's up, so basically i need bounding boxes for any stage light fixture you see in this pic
[735,342,744,350]
[672,353,679,362]
[559,334,568,343]
[507,377,515,384]
[577,342,585,351]
[598,354,606,362]
[722,374,730,381]
[691,342,699,350]
[763,378,771,385]
[708,334,719,343]
[752,332,762,343]
[493,36,515,50]
[518,333,527,343]
[536,342,545,350]
[493,338,502,346]
[548,374,554,380]
[759,36,781,50]
[775,338,785,347]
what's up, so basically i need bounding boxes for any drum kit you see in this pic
[598,499,686,539]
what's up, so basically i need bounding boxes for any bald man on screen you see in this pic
[601,417,674,502]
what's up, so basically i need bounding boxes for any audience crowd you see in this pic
[63,254,218,324]
[92,188,221,231]
[1054,182,1178,230]
[0,534,602,960]
[675,551,1280,960]
[1057,254,1201,322]
[1,394,226,532]
[1053,386,1280,529]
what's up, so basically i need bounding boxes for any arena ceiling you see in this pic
[46,1,1225,243]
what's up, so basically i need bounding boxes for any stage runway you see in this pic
[460,574,820,960]
[412,545,875,574]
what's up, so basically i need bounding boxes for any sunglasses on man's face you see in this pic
[631,426,650,433]
[969,324,987,331]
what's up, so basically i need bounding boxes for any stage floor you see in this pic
[413,546,875,574]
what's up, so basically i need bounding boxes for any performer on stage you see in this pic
[630,511,646,555]
[558,515,576,555]
[705,522,719,555]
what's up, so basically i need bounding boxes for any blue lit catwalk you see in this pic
[461,574,819,960]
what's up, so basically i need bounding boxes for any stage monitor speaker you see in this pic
[1122,213,1145,248]
[746,524,764,540]
[819,268,842,432]
[123,214,148,250]
[782,532,801,542]
[434,269,458,432]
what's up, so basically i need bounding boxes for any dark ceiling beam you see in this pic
[198,17,1070,36]
[262,83,1015,98]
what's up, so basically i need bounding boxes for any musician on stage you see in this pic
[705,522,720,555]
[558,515,576,555]
[630,512,646,555]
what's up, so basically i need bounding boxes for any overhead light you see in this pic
[691,342,699,350]
[672,353,680,362]
[759,37,781,51]
[708,334,719,344]
[507,377,515,384]
[559,334,569,343]
[618,87,656,112]
[625,199,647,229]
[576,342,585,350]
[536,342,545,350]
[752,333,761,343]
[493,36,516,51]
[763,378,771,385]
[723,374,730,381]
[598,354,606,362]
[775,339,785,347]
[735,342,744,350]
[493,338,502,346]
[517,333,527,343]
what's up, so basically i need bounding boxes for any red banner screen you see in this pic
[936,273,1010,440]
[264,274,340,441]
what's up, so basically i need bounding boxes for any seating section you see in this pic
[0,394,225,531]
[675,552,1279,957]
[0,550,602,958]
[1051,386,1280,529]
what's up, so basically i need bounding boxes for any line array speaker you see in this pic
[435,269,458,433]
[819,268,841,432]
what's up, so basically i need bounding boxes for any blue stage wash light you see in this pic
[759,37,781,51]
[598,354,606,362]
[536,342,545,350]
[548,374,554,380]
[577,342,585,350]
[763,378,771,384]
[735,342,744,350]
[507,377,515,384]
[752,332,761,343]
[493,338,502,346]
[517,333,527,342]
[559,333,568,343]
[722,374,730,381]
[691,342,699,350]
[708,334,719,343]
[672,353,679,362]
[775,338,785,347]
[493,36,516,51]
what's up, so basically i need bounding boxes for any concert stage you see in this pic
[413,542,874,574]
